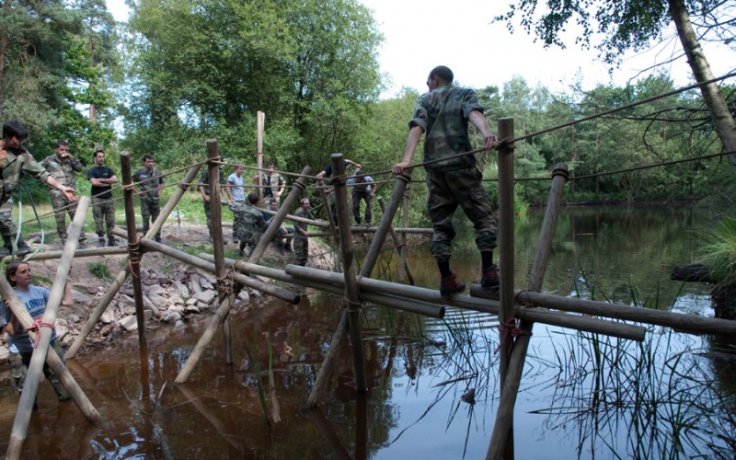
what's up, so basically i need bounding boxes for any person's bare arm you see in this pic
[61,284,73,307]
[46,176,79,202]
[468,110,498,151]
[392,125,424,174]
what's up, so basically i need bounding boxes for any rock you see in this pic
[185,305,200,314]
[119,315,138,332]
[173,280,190,298]
[71,290,93,305]
[100,310,115,324]
[237,290,250,302]
[162,311,182,323]
[67,314,81,324]
[194,290,217,304]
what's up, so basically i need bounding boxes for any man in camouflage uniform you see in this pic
[198,168,225,242]
[229,192,267,257]
[42,140,87,248]
[132,155,164,242]
[392,66,501,297]
[292,197,312,266]
[0,121,79,256]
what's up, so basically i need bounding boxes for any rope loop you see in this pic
[28,318,55,348]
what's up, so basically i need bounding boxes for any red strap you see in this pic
[27,318,55,348]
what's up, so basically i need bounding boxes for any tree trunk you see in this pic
[669,0,736,167]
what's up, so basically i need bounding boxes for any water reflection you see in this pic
[0,206,733,459]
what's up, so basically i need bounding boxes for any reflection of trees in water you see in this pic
[530,328,735,458]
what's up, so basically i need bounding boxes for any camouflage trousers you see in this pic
[0,198,15,238]
[426,167,497,263]
[352,191,373,224]
[292,235,308,266]
[92,195,115,238]
[12,340,69,399]
[51,191,87,243]
[203,198,213,239]
[139,196,161,238]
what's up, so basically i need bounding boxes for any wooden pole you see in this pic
[66,267,129,359]
[256,111,265,204]
[377,196,415,285]
[205,140,232,364]
[487,163,568,460]
[516,289,736,335]
[119,232,299,303]
[331,153,367,393]
[0,274,102,420]
[67,162,203,359]
[143,161,204,240]
[120,151,148,349]
[495,117,515,460]
[175,383,245,453]
[319,185,338,239]
[306,227,432,237]
[6,197,97,458]
[5,246,128,261]
[399,187,412,284]
[305,169,412,407]
[248,166,311,263]
[260,208,331,228]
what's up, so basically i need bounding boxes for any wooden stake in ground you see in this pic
[305,169,412,409]
[5,197,101,459]
[486,162,567,460]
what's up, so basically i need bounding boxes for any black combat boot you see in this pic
[15,237,31,256]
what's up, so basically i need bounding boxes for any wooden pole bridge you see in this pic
[5,119,736,459]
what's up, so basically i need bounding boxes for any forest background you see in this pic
[2,0,736,229]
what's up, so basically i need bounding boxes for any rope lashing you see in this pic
[27,318,55,348]
[495,318,532,354]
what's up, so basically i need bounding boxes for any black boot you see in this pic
[16,237,31,256]
[239,241,246,257]
[0,235,12,257]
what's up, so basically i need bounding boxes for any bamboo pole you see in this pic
[399,188,412,284]
[205,140,232,364]
[516,290,736,335]
[319,186,338,239]
[331,153,367,393]
[120,152,148,349]
[66,162,202,359]
[377,196,415,285]
[305,169,416,408]
[143,161,204,240]
[6,197,98,458]
[66,267,129,359]
[248,166,311,263]
[0,273,102,416]
[174,297,234,383]
[118,232,299,303]
[260,208,331,228]
[256,111,265,204]
[306,227,432,237]
[487,163,568,460]
[6,246,128,261]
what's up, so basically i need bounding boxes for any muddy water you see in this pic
[0,206,734,459]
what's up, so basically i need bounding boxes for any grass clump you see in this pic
[701,216,736,285]
[88,261,110,280]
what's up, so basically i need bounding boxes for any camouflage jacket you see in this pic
[132,167,163,199]
[199,170,225,196]
[229,202,266,244]
[409,85,484,172]
[0,140,50,203]
[293,207,312,237]
[41,153,83,190]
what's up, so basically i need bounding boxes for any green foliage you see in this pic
[701,216,736,285]
[88,261,110,280]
